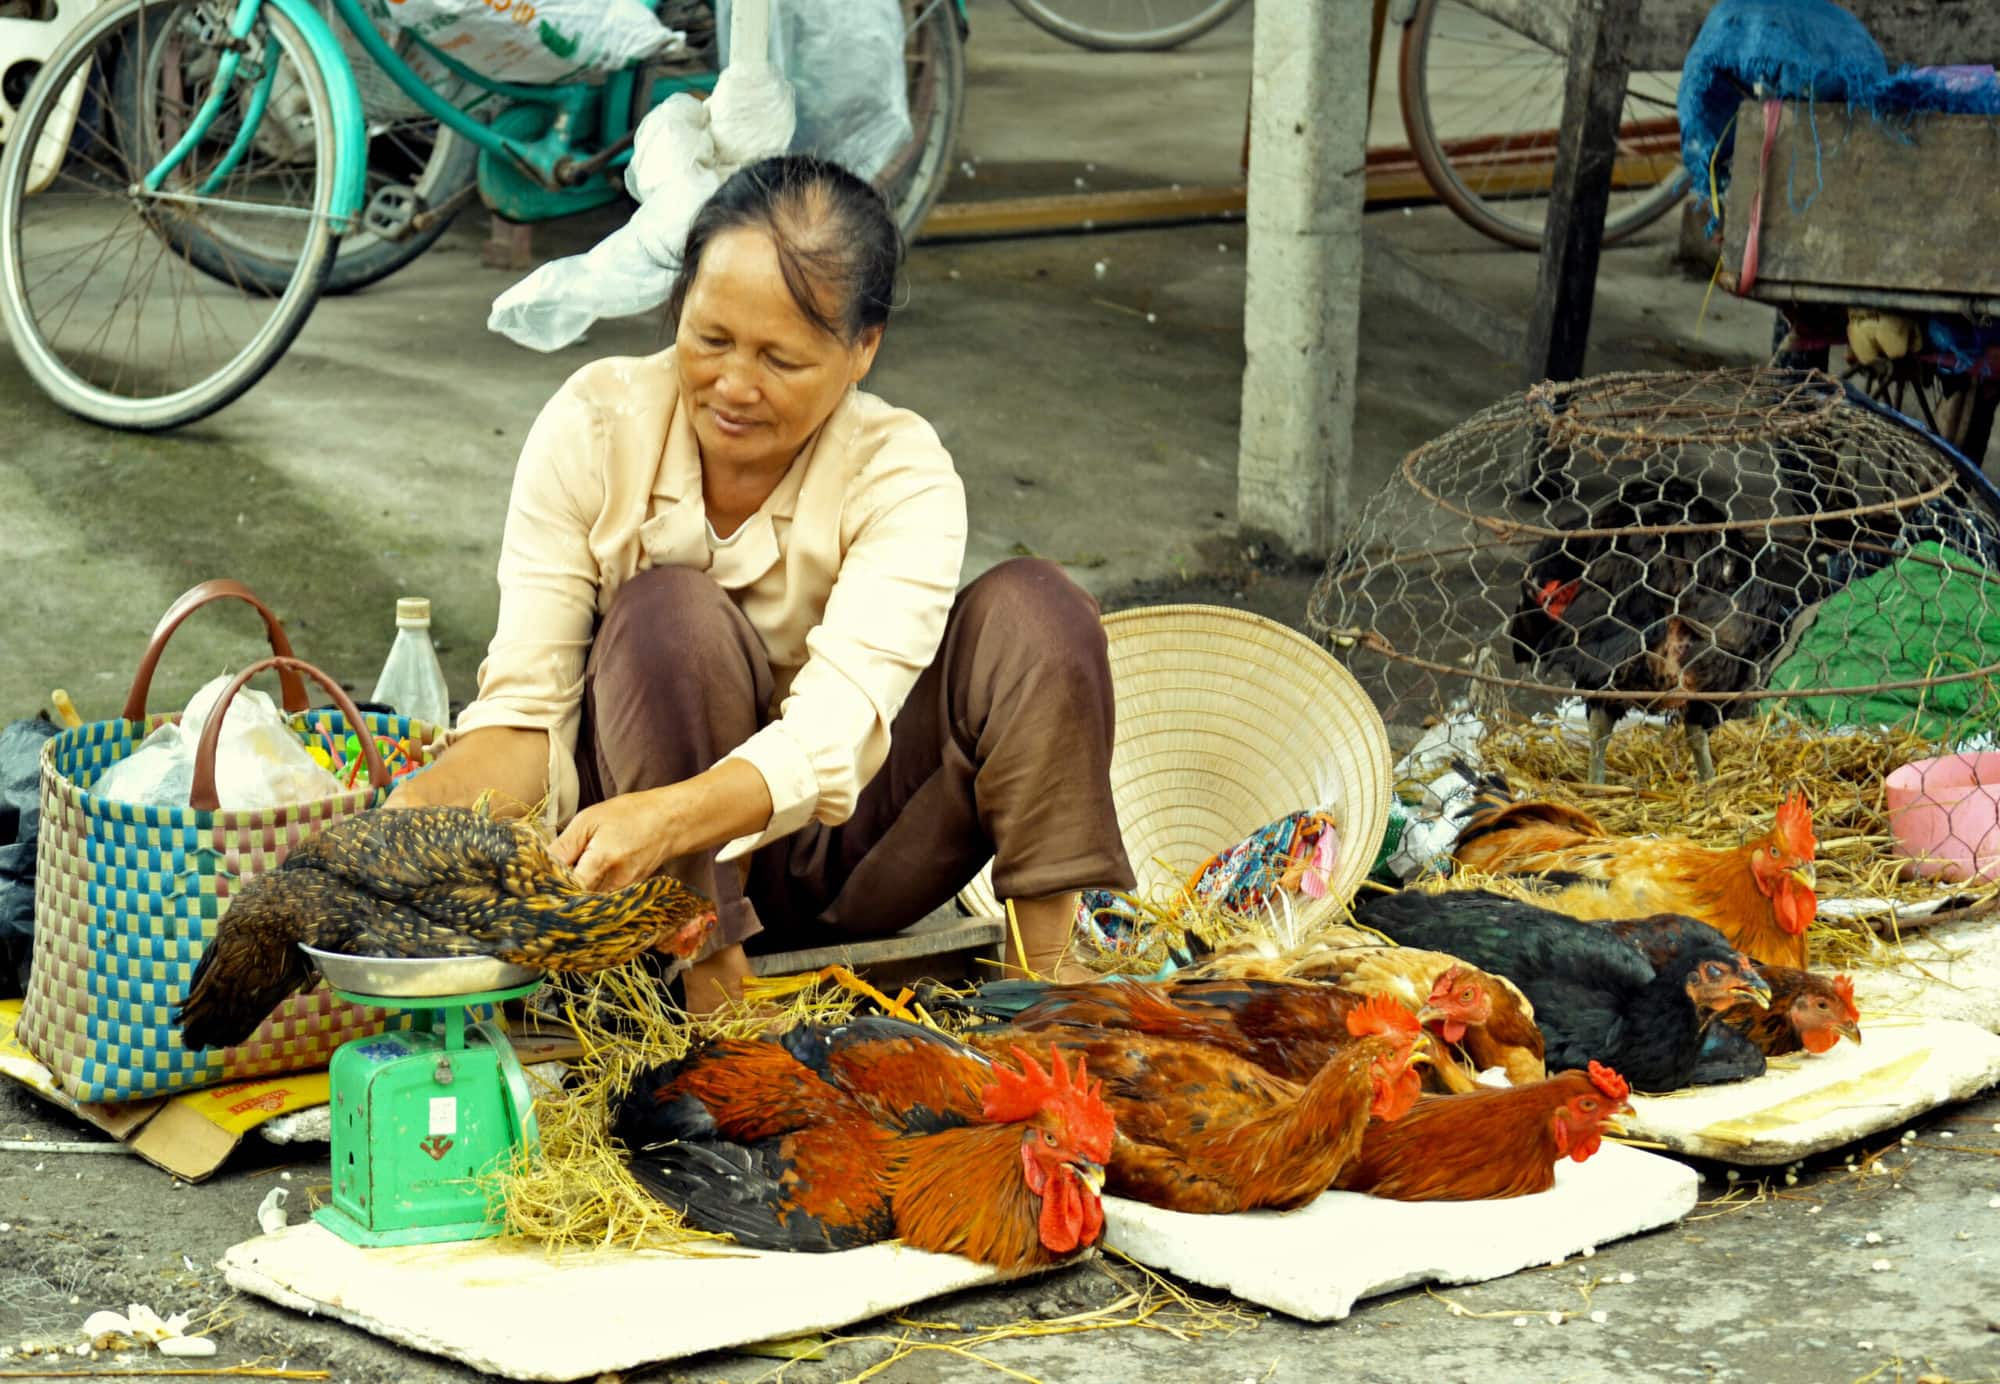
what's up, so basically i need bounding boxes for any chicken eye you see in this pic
[1580,1098,1597,1112]
[1769,846,1779,857]
[1042,1130,1058,1146]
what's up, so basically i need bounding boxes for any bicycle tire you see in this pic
[879,0,966,241]
[1398,0,1689,252]
[0,0,342,430]
[1007,0,1245,52]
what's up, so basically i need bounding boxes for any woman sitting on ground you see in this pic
[388,154,1134,1012]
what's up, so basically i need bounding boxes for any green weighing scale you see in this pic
[302,947,546,1249]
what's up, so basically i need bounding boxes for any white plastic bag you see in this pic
[93,675,344,811]
[488,63,795,350]
[489,0,918,352]
[718,0,913,182]
[369,0,683,85]
[91,724,196,809]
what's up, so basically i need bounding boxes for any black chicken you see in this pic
[176,806,715,1051]
[1508,475,1813,783]
[1355,889,1770,1093]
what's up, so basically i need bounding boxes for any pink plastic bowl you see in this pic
[1885,752,2000,884]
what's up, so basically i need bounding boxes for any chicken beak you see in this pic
[1738,966,1773,1010]
[1603,1101,1636,1137]
[1414,1003,1447,1028]
[1789,862,1817,891]
[1837,1020,1863,1045]
[1070,1161,1106,1195]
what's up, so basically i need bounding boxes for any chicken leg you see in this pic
[1586,704,1615,786]
[1685,721,1716,782]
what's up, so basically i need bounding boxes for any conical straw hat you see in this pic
[958,603,1393,929]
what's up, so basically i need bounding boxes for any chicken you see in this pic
[1576,911,1859,1056]
[1508,475,1813,783]
[612,1017,1112,1268]
[965,995,1423,1214]
[1720,969,1862,1057]
[1182,939,1547,1088]
[944,968,1486,1089]
[176,806,715,1051]
[1355,889,1771,1093]
[1335,1061,1634,1202]
[1451,772,1818,970]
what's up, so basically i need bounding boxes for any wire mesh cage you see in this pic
[1307,366,2000,918]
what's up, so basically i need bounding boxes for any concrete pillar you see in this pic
[1236,1,1373,557]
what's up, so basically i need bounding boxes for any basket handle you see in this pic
[123,580,307,723]
[190,656,389,812]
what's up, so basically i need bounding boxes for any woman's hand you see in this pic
[554,788,686,892]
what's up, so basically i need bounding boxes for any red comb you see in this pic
[1833,974,1859,1023]
[982,1045,1115,1162]
[1775,791,1816,856]
[1346,993,1420,1039]
[1587,1060,1630,1104]
[1428,965,1463,998]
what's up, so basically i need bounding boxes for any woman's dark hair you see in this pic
[666,154,902,344]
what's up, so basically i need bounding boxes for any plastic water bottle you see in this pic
[369,597,450,729]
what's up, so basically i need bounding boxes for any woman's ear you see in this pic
[850,325,884,384]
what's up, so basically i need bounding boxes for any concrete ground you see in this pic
[2,7,1961,1384]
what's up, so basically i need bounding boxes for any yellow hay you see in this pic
[492,963,866,1254]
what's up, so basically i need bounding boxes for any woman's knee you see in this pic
[591,566,754,689]
[955,558,1105,662]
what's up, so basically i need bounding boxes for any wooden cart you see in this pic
[1717,96,2000,464]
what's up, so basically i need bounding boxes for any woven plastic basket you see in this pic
[956,603,1393,929]
[17,582,444,1103]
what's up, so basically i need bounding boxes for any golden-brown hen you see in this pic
[176,806,714,1050]
[1451,775,1818,970]
[1183,937,1546,1088]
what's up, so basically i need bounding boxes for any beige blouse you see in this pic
[454,348,969,862]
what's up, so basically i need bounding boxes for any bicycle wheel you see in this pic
[1398,0,1689,252]
[1007,0,1246,51]
[0,0,341,430]
[875,0,966,242]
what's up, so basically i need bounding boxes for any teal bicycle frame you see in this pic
[140,0,966,237]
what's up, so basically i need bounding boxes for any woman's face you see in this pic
[675,226,882,474]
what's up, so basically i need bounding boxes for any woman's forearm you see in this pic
[650,757,775,856]
[388,725,551,814]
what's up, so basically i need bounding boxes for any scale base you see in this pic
[313,1205,504,1250]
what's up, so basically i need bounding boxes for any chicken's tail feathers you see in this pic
[1449,770,1606,863]
[621,1132,869,1253]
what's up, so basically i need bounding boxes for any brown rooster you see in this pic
[966,995,1424,1215]
[612,1018,1112,1268]
[1183,939,1547,1088]
[1451,774,1818,969]
[177,806,714,1051]
[1336,1061,1634,1202]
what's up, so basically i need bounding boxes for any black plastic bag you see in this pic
[0,717,59,999]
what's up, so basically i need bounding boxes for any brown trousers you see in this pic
[574,558,1136,956]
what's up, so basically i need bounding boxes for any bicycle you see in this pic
[0,0,966,431]
[1392,0,1690,251]
[1005,0,1245,53]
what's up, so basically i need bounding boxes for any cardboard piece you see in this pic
[222,1221,1041,1382]
[1624,1015,2000,1165]
[1097,1141,1697,1322]
[0,1000,584,1180]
